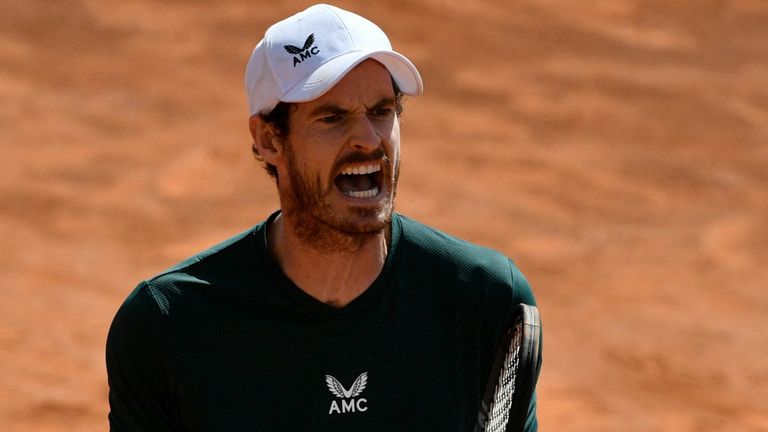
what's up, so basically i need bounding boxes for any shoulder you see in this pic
[159,224,260,280]
[395,214,535,305]
[397,214,507,268]
[118,224,263,319]
[107,224,264,369]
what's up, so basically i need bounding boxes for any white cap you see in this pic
[245,4,423,116]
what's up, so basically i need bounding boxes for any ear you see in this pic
[249,114,285,165]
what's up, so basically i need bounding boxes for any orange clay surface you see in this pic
[1,1,767,431]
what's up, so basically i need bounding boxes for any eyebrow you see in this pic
[309,97,397,117]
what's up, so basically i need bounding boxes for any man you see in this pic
[106,4,540,431]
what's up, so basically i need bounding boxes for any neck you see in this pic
[267,212,390,308]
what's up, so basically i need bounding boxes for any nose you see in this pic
[348,115,382,151]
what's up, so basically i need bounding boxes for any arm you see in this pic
[106,281,181,431]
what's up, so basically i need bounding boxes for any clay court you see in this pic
[1,0,767,430]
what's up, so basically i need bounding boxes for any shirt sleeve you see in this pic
[106,281,181,431]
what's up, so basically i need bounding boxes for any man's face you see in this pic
[276,59,401,242]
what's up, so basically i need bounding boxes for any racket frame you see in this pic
[475,303,541,432]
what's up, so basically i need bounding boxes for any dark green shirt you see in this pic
[106,212,540,431]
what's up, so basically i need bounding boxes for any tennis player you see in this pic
[106,4,540,431]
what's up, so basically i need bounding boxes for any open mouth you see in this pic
[334,163,383,199]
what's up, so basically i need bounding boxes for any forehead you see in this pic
[295,59,395,112]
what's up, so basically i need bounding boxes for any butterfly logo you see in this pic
[284,33,315,55]
[325,372,368,399]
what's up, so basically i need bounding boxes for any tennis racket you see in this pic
[474,303,541,432]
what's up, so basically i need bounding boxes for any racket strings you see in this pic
[485,324,522,432]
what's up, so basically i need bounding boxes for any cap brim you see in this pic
[281,50,423,103]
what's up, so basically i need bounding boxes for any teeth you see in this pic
[346,187,379,198]
[341,164,381,176]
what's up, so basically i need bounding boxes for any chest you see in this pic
[167,304,485,431]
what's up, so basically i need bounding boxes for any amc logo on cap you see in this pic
[284,33,320,67]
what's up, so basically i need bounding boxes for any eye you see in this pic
[370,107,394,118]
[319,114,342,124]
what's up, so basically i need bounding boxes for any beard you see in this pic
[279,144,399,253]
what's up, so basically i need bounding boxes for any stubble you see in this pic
[280,145,399,253]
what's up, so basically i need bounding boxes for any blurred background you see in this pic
[1,0,767,430]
